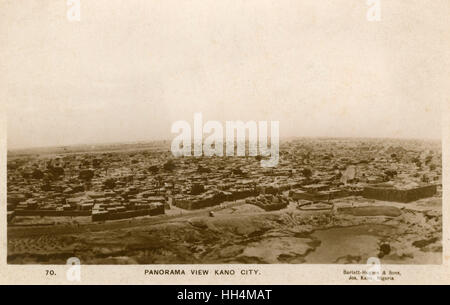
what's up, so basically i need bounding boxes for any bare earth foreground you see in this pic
[8,196,441,264]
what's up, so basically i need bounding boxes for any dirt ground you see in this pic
[7,196,442,265]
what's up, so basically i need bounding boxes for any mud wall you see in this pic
[92,206,164,221]
[15,210,92,217]
[362,185,437,203]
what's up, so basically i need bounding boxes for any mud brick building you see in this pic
[246,195,289,211]
[362,184,437,203]
[92,202,164,222]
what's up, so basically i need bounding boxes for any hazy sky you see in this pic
[2,0,449,148]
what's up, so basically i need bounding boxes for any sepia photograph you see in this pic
[1,0,450,286]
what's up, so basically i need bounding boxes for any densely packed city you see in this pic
[7,138,442,264]
[7,138,440,222]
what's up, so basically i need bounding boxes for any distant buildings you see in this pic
[7,138,441,224]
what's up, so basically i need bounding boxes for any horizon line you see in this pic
[7,135,441,152]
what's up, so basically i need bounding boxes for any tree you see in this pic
[191,183,205,195]
[232,167,243,175]
[301,168,313,179]
[103,178,116,189]
[197,165,211,174]
[163,160,176,171]
[48,166,64,180]
[92,158,103,168]
[79,169,94,181]
[148,165,159,174]
[384,169,397,180]
[32,169,44,179]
